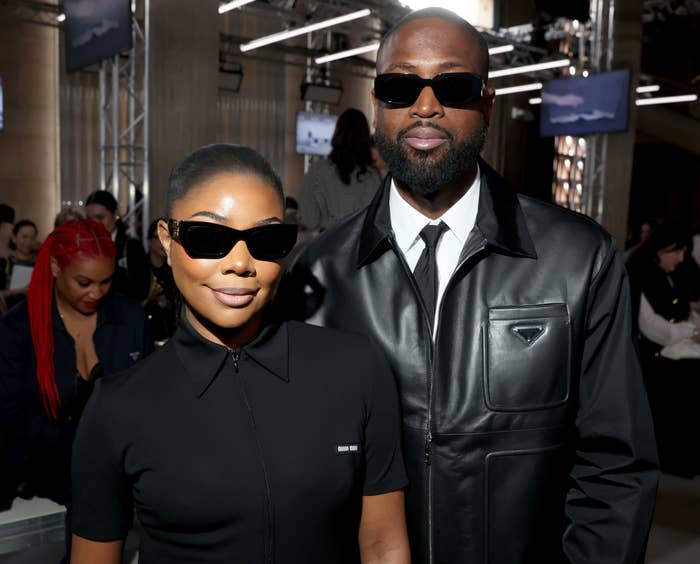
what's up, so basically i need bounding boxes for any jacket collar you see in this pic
[357,159,537,268]
[173,315,290,398]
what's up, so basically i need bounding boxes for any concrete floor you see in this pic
[1,473,698,563]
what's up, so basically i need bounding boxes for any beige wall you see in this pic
[0,11,59,238]
[148,0,220,219]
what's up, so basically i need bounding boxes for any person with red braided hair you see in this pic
[0,218,153,563]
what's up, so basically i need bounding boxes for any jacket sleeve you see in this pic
[563,243,659,564]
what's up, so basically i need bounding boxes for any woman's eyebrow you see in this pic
[187,211,228,221]
[255,217,282,226]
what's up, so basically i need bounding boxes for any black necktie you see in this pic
[413,222,448,328]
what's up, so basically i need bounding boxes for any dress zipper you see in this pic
[234,351,274,563]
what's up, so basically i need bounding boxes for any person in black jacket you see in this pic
[279,8,658,564]
[70,144,409,564]
[85,190,151,301]
[0,218,153,563]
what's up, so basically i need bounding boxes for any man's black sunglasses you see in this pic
[168,219,298,260]
[374,72,486,108]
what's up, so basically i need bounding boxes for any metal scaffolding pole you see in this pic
[99,0,149,243]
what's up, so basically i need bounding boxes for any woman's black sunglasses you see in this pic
[168,219,298,260]
[374,72,486,108]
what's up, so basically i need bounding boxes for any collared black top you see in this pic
[72,318,407,564]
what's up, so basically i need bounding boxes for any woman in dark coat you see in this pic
[0,219,153,562]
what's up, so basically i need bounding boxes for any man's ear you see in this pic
[50,257,60,278]
[482,87,496,127]
[157,220,173,266]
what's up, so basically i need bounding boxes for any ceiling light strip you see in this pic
[240,8,371,52]
[529,97,542,105]
[494,82,543,96]
[219,0,256,13]
[488,45,514,55]
[489,59,571,78]
[635,94,698,106]
[315,43,380,64]
[635,85,660,93]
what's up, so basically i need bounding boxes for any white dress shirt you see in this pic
[389,166,481,334]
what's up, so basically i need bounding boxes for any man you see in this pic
[280,8,658,564]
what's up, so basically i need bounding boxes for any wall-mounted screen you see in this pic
[64,0,133,73]
[539,69,631,137]
[0,76,4,131]
[296,111,337,156]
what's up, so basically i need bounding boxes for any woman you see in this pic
[0,219,39,311]
[71,144,409,563]
[299,108,382,233]
[85,190,151,301]
[0,219,153,561]
[627,222,700,476]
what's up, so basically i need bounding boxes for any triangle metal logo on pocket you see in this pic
[511,325,545,345]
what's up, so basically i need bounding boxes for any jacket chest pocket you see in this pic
[484,303,570,411]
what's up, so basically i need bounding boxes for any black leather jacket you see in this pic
[279,162,658,564]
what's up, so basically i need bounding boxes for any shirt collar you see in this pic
[388,164,481,255]
[357,159,536,267]
[172,315,290,398]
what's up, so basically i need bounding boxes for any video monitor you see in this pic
[64,0,133,73]
[539,69,631,137]
[295,111,338,156]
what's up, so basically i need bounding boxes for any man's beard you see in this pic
[374,119,487,197]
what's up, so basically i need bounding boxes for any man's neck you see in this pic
[394,163,479,220]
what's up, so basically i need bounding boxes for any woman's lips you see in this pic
[211,288,256,307]
[84,301,98,309]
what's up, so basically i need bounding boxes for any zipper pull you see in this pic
[232,349,240,372]
[424,430,432,465]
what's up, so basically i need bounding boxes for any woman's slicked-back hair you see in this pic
[167,144,284,215]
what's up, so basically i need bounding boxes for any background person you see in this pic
[281,8,658,564]
[85,190,150,301]
[298,108,382,233]
[0,203,15,259]
[70,144,409,564]
[0,219,39,311]
[627,221,700,476]
[0,218,152,563]
[143,218,177,344]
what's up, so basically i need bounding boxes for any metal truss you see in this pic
[99,1,149,242]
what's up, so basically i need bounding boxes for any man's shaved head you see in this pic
[376,7,490,82]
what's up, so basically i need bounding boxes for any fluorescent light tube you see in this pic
[488,45,514,55]
[529,97,542,105]
[494,82,543,96]
[489,59,570,78]
[240,8,371,52]
[315,43,380,64]
[636,85,660,93]
[219,0,256,14]
[635,94,698,106]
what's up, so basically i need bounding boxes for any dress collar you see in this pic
[172,315,290,398]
